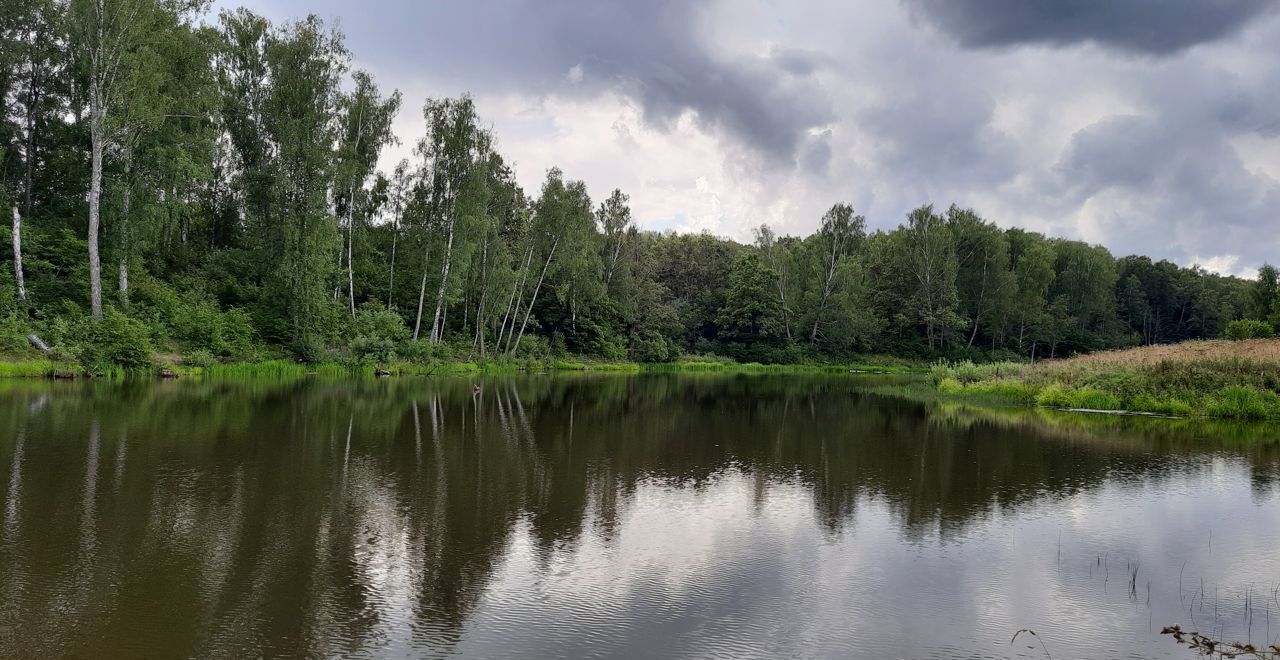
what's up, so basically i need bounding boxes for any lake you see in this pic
[1,374,1278,658]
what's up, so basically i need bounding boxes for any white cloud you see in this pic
[232,0,1280,275]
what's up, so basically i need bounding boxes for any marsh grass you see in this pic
[0,353,923,382]
[932,339,1280,420]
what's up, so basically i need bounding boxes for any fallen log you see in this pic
[28,334,51,353]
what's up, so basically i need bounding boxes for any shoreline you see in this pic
[0,356,926,381]
[923,339,1280,421]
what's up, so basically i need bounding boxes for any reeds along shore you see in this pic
[0,355,925,381]
[931,339,1280,420]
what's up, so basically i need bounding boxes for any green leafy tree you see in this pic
[804,203,865,344]
[948,205,1011,349]
[717,250,784,359]
[1252,264,1280,328]
[335,71,400,318]
[69,0,202,318]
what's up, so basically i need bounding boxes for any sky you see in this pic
[210,0,1280,276]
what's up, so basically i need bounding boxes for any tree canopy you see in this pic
[0,2,1262,368]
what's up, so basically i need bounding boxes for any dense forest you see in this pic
[0,1,1272,371]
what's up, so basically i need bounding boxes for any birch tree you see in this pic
[807,202,864,344]
[335,70,400,317]
[385,159,411,309]
[413,96,490,343]
[70,0,194,318]
[597,189,631,288]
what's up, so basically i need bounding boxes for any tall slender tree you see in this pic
[335,70,400,317]
[807,203,865,344]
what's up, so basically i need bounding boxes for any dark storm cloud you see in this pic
[861,88,1018,189]
[235,0,1280,270]
[298,0,834,164]
[1045,107,1280,268]
[902,0,1276,54]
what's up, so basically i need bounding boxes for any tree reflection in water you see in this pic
[0,375,1278,658]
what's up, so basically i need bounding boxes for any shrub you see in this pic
[512,334,550,359]
[290,333,326,363]
[76,309,153,375]
[1223,319,1274,340]
[632,332,671,363]
[349,334,398,365]
[182,349,217,370]
[213,308,259,358]
[348,303,411,364]
[0,315,30,354]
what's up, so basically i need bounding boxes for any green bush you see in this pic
[1223,319,1275,340]
[632,332,671,363]
[349,334,398,364]
[213,308,259,358]
[1205,386,1280,420]
[76,309,153,375]
[0,315,30,354]
[182,349,217,369]
[348,303,411,364]
[290,333,327,363]
[512,334,550,359]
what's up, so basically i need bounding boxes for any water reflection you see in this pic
[0,375,1278,658]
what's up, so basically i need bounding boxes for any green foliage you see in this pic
[0,315,30,355]
[0,0,1262,374]
[1205,386,1280,420]
[0,360,67,378]
[1070,388,1123,411]
[1223,319,1274,340]
[1129,394,1193,417]
[1034,383,1073,408]
[346,304,411,364]
[131,276,260,358]
[75,309,153,375]
[632,331,672,363]
[717,251,785,361]
[1033,384,1120,410]
[182,349,217,369]
[930,360,1024,385]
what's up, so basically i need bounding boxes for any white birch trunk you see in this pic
[11,207,26,305]
[509,237,557,356]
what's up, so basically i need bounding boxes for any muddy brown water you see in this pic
[1,374,1278,658]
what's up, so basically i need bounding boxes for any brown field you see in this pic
[1035,339,1280,371]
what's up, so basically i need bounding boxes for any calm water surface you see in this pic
[1,375,1279,658]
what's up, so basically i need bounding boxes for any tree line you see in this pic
[0,1,1265,367]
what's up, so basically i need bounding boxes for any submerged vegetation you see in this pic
[931,339,1280,420]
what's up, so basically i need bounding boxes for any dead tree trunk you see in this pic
[12,207,27,305]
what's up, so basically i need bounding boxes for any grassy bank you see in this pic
[930,339,1280,420]
[0,353,927,381]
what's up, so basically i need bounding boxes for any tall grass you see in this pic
[0,360,90,378]
[931,339,1280,420]
[0,360,59,377]
[203,360,349,379]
